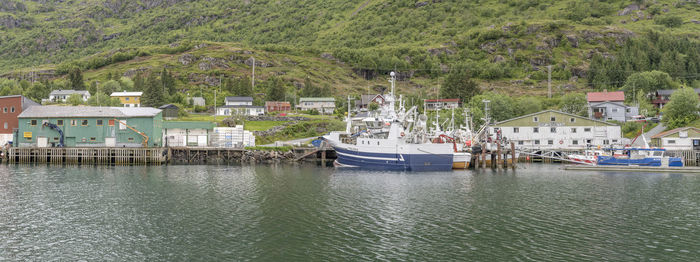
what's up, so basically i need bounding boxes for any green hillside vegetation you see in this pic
[0,0,699,131]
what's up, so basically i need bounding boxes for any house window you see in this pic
[533,127,539,133]
[603,140,610,145]
[570,118,575,123]
[57,120,64,126]
[97,120,103,126]
[550,117,556,122]
[612,108,619,113]
[513,127,519,133]
[3,122,6,129]
[550,127,556,133]
[3,107,6,113]
[90,137,96,142]
[26,137,32,141]
[53,137,58,141]
[125,97,130,101]
[10,107,15,113]
[533,117,539,122]
[30,120,37,126]
[586,139,592,144]
[81,120,89,126]
[571,128,577,133]
[573,140,579,145]
[535,140,540,145]
[518,141,524,145]
[626,108,631,113]
[128,137,135,142]
[548,140,554,145]
[71,120,77,126]
[108,120,115,126]
[668,140,676,144]
[584,128,591,132]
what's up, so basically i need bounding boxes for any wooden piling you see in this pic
[497,143,502,169]
[481,152,486,169]
[510,142,517,170]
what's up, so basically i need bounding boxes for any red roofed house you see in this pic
[0,95,39,145]
[265,101,291,112]
[423,99,460,111]
[586,91,638,122]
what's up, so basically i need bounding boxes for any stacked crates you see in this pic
[211,126,256,148]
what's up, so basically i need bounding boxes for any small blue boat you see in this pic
[596,148,683,167]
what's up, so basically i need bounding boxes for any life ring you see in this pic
[400,132,405,137]
[559,140,564,144]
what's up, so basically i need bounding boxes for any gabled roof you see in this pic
[424,98,460,103]
[225,96,253,102]
[651,127,700,139]
[357,94,385,106]
[493,110,617,126]
[587,91,624,102]
[656,89,700,96]
[265,101,291,105]
[158,104,179,109]
[18,106,161,118]
[110,91,143,97]
[220,105,265,109]
[49,90,90,96]
[300,97,335,102]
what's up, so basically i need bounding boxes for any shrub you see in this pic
[655,16,683,28]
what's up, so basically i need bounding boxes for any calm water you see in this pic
[0,164,698,261]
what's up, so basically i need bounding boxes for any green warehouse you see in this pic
[16,106,163,147]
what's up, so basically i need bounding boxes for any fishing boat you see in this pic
[323,72,455,171]
[567,149,606,164]
[596,148,683,167]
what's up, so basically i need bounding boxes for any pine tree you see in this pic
[142,73,164,107]
[133,72,145,91]
[440,66,480,103]
[160,68,175,94]
[68,67,85,90]
[265,77,285,101]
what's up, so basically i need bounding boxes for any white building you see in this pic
[225,96,253,106]
[651,127,700,150]
[162,121,215,147]
[211,126,255,148]
[191,97,206,107]
[110,91,143,107]
[47,90,91,103]
[423,98,460,111]
[490,110,624,150]
[216,105,265,116]
[297,97,335,114]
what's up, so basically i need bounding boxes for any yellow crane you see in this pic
[112,119,150,147]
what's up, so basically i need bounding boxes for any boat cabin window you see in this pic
[550,127,556,133]
[584,128,591,132]
[548,140,553,145]
[571,128,577,133]
[603,140,610,145]
[533,127,539,133]
[535,140,540,145]
[586,139,592,144]
[653,151,663,157]
[612,139,618,143]
[513,127,519,133]
[518,141,524,145]
[572,140,579,145]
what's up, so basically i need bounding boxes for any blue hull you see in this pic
[597,156,683,167]
[333,147,453,172]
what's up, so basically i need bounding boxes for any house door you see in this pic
[37,137,48,148]
[693,139,700,150]
[105,137,116,147]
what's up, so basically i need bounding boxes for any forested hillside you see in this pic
[0,0,699,113]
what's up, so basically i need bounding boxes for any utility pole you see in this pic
[547,65,552,99]
[214,89,217,123]
[252,57,256,90]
